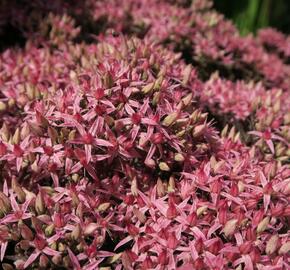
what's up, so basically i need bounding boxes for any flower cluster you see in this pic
[0,0,289,269]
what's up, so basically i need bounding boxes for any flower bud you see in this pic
[159,162,170,171]
[1,123,10,142]
[223,219,238,237]
[192,124,206,137]
[181,93,193,107]
[19,240,30,251]
[131,177,138,197]
[52,254,62,265]
[12,128,21,145]
[266,235,280,255]
[35,191,45,214]
[35,111,49,128]
[142,82,155,95]
[97,202,111,212]
[108,252,122,264]
[162,112,178,127]
[168,176,175,193]
[26,83,35,100]
[278,241,290,255]
[14,260,25,270]
[156,178,165,197]
[153,75,164,91]
[2,263,14,270]
[45,224,55,236]
[19,223,34,241]
[12,177,26,203]
[145,158,155,168]
[47,126,58,144]
[0,101,7,111]
[257,217,269,234]
[39,254,49,268]
[133,207,146,223]
[182,64,192,86]
[0,192,11,216]
[71,224,81,241]
[103,72,114,88]
[174,153,185,162]
[84,223,98,235]
[197,205,208,217]
[58,242,66,252]
[152,92,161,105]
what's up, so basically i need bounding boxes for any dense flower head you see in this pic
[0,0,289,269]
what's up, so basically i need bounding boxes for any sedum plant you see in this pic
[0,0,289,269]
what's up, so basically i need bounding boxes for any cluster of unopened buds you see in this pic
[0,0,289,269]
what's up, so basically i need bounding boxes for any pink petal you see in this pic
[189,241,199,260]
[24,251,41,269]
[3,180,8,196]
[95,138,113,147]
[85,145,92,163]
[114,235,133,251]
[207,222,222,238]
[243,254,254,270]
[22,198,32,212]
[85,164,99,182]
[43,247,60,257]
[152,200,167,217]
[71,162,83,173]
[221,245,239,253]
[263,194,271,212]
[0,242,8,261]
[95,154,111,161]
[65,158,73,175]
[51,173,59,187]
[190,227,206,241]
[67,247,81,270]
[83,259,104,270]
[266,139,275,154]
[0,214,19,224]
[221,192,243,206]
[10,193,20,211]
[16,157,22,172]
[98,251,116,257]
[141,118,158,125]
[248,131,262,137]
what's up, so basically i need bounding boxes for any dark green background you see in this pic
[213,0,290,35]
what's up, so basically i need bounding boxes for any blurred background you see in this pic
[214,0,290,35]
[1,0,290,51]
